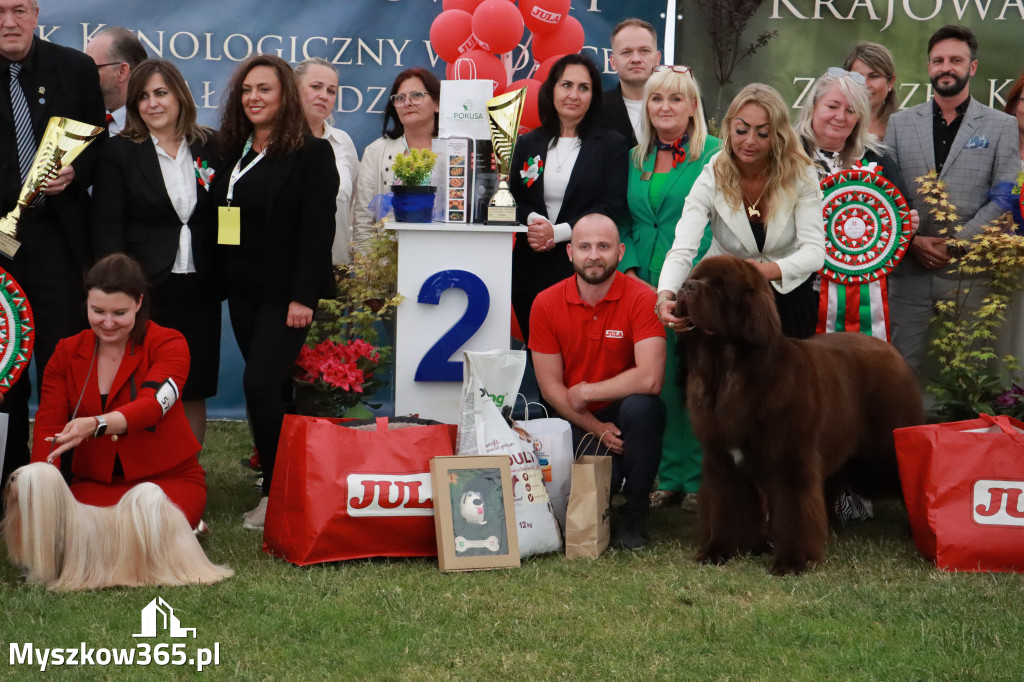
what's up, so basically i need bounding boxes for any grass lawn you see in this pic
[2,420,1023,681]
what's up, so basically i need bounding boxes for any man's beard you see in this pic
[574,260,616,285]
[931,71,970,97]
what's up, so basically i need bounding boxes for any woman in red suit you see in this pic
[31,254,207,528]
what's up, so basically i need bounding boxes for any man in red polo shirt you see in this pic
[529,214,666,549]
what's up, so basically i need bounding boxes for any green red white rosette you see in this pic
[0,267,34,394]
[820,168,912,284]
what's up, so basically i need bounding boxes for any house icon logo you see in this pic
[133,597,196,639]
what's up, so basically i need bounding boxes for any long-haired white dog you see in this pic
[2,463,233,590]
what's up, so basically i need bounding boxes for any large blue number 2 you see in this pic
[415,270,490,382]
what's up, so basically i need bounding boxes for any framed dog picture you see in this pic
[430,456,519,572]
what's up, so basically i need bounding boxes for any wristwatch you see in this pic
[93,415,108,438]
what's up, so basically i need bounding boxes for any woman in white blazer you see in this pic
[656,83,825,338]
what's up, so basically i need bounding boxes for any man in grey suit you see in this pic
[883,24,1018,378]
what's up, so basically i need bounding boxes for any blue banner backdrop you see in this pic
[38,0,666,417]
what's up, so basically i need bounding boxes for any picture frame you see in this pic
[430,455,520,572]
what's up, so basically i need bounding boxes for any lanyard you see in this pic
[225,135,265,205]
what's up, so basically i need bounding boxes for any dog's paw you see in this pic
[696,544,734,565]
[769,555,810,576]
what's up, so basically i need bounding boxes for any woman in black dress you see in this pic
[92,59,221,446]
[211,54,339,530]
[508,54,629,341]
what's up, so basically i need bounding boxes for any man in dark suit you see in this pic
[0,0,106,486]
[601,18,660,147]
[85,26,147,136]
[883,25,1018,378]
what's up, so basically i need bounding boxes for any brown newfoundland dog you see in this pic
[674,255,922,575]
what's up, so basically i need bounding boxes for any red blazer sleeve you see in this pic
[116,326,191,430]
[30,338,75,464]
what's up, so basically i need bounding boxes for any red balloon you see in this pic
[533,54,565,83]
[532,14,584,63]
[471,0,525,55]
[506,79,542,130]
[519,0,571,35]
[430,10,478,64]
[442,0,483,11]
[448,49,509,95]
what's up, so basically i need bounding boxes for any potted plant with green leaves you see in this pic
[391,148,438,222]
[919,170,1024,420]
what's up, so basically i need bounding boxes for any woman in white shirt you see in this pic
[92,59,222,445]
[295,57,359,266]
[350,68,440,256]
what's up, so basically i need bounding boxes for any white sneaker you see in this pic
[242,496,269,530]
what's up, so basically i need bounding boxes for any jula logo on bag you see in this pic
[972,479,1024,527]
[347,474,434,517]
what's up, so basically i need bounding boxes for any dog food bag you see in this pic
[456,350,526,456]
[460,396,562,558]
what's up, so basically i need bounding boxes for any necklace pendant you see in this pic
[747,205,760,218]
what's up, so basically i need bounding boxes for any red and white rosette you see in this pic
[0,267,34,394]
[817,167,912,341]
[820,167,912,285]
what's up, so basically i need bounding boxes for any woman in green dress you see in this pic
[619,65,720,508]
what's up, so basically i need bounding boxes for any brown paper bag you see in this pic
[565,432,613,559]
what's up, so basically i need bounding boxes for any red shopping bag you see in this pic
[894,414,1024,572]
[263,416,456,565]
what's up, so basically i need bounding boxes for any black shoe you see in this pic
[612,508,647,550]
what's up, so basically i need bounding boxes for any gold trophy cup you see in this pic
[0,116,105,258]
[484,87,526,225]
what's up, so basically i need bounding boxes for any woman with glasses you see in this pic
[656,83,824,339]
[295,57,360,266]
[619,64,719,510]
[508,53,629,341]
[211,54,339,530]
[843,42,899,139]
[92,59,221,447]
[350,68,440,256]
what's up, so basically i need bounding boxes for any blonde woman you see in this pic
[295,57,359,265]
[620,64,720,508]
[656,83,824,339]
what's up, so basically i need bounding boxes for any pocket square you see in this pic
[964,134,990,149]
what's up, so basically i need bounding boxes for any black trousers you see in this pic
[570,394,666,513]
[228,292,310,497]
[1,211,86,488]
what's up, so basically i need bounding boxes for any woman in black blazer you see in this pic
[509,54,629,341]
[92,59,222,447]
[211,54,339,530]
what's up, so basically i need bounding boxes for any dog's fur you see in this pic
[675,256,922,575]
[2,463,233,590]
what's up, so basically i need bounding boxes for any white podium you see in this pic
[389,222,525,423]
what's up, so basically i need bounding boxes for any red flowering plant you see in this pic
[291,228,402,418]
[293,338,386,418]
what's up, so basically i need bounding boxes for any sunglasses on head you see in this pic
[825,67,866,86]
[653,65,692,75]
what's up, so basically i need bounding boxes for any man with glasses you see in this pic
[602,18,661,146]
[85,26,147,136]
[0,0,105,487]
[883,24,1018,380]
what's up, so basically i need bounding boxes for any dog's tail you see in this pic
[113,483,233,587]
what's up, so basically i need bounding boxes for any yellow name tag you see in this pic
[218,206,241,245]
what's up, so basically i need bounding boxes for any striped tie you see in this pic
[9,62,37,185]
